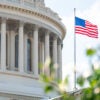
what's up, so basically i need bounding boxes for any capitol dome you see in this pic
[0,0,66,100]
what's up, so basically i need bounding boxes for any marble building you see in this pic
[0,0,66,100]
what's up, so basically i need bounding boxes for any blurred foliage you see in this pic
[77,47,100,100]
[77,76,85,87]
[86,48,96,57]
[40,46,100,100]
[40,60,75,100]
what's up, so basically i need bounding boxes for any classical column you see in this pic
[57,41,62,80]
[33,25,39,76]
[1,18,6,71]
[38,41,41,74]
[53,36,58,79]
[7,32,10,70]
[39,41,44,74]
[10,31,15,70]
[44,31,50,76]
[18,21,24,72]
[41,41,44,73]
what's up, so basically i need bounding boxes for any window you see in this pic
[27,39,32,72]
[15,35,19,68]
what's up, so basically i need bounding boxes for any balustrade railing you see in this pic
[0,0,62,23]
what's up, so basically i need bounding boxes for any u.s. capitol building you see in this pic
[0,0,66,100]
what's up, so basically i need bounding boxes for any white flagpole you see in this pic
[74,8,77,90]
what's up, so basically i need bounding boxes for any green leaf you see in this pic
[86,48,96,56]
[40,74,50,83]
[77,76,85,86]
[45,85,54,93]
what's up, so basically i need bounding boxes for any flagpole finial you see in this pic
[74,8,76,16]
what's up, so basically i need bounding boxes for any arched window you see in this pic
[15,35,19,68]
[27,39,32,72]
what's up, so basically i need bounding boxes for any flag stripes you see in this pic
[75,17,98,38]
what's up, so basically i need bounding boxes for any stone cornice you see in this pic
[0,3,66,39]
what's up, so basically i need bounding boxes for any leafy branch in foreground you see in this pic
[77,47,100,100]
[40,46,100,100]
[41,74,74,100]
[40,59,75,100]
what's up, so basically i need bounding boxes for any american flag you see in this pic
[75,17,98,38]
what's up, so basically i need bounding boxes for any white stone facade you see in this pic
[0,0,66,100]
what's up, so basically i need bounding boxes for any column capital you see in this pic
[1,17,6,22]
[45,30,51,35]
[58,39,63,50]
[34,25,40,31]
[58,39,62,45]
[53,35,58,40]
[19,21,24,26]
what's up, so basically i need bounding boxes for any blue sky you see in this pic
[45,0,96,16]
[45,0,100,91]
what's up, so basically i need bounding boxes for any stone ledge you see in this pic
[0,70,39,80]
